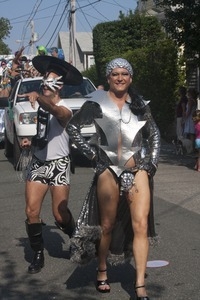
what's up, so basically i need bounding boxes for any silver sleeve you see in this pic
[67,101,99,160]
[143,105,161,166]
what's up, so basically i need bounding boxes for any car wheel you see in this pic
[4,130,13,157]
[13,133,22,171]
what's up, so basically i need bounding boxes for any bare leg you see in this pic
[96,169,119,291]
[50,184,70,224]
[25,180,49,223]
[128,170,150,297]
[50,184,75,237]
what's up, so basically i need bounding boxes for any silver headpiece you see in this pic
[106,58,133,77]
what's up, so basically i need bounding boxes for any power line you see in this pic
[10,14,63,26]
[37,0,63,45]
[76,1,93,31]
[8,1,66,22]
[45,1,70,47]
[86,0,110,21]
[100,0,135,12]
[7,0,68,49]
[17,0,66,51]
[20,0,43,47]
[113,0,132,11]
[4,0,137,52]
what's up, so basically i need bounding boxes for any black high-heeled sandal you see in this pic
[134,285,150,300]
[96,269,110,293]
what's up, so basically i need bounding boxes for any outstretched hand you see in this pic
[18,92,39,109]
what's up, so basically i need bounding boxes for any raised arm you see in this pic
[18,91,72,128]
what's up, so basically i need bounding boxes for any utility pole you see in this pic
[69,0,76,66]
[29,21,38,57]
[30,21,35,56]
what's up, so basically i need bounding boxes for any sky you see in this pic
[1,0,137,55]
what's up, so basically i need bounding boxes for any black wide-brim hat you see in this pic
[32,56,83,85]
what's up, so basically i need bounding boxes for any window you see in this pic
[61,78,96,98]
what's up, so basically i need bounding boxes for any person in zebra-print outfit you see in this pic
[18,55,83,274]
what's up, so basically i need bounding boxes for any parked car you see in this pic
[0,76,96,170]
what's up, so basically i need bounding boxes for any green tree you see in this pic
[125,40,178,136]
[81,65,98,87]
[158,0,200,65]
[93,14,166,83]
[0,17,12,54]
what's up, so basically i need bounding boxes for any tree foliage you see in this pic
[0,17,12,54]
[124,40,178,135]
[92,13,178,136]
[93,14,166,80]
[81,65,99,87]
[158,0,200,65]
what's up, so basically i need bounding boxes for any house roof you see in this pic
[58,31,93,54]
[58,31,93,71]
[76,32,93,52]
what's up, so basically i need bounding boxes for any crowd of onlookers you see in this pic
[0,46,64,97]
[175,85,200,170]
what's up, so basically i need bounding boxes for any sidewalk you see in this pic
[155,139,200,215]
[145,139,200,299]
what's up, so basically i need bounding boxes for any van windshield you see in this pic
[17,80,42,103]
[16,78,96,103]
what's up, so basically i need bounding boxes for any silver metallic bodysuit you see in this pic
[68,90,160,176]
[67,90,160,265]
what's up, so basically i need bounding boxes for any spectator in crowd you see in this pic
[51,47,65,60]
[192,109,200,171]
[97,84,104,90]
[0,60,11,97]
[0,59,7,81]
[184,88,198,152]
[67,58,160,299]
[51,47,58,58]
[18,55,83,274]
[36,45,48,56]
[28,61,40,77]
[8,46,25,87]
[19,56,32,78]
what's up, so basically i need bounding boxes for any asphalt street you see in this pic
[0,142,200,300]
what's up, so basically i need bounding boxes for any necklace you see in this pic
[120,109,131,124]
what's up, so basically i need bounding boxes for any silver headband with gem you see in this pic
[106,58,133,77]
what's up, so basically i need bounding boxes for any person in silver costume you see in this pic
[67,58,160,299]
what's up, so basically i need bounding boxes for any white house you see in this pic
[57,31,94,72]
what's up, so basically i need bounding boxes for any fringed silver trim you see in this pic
[107,235,160,266]
[70,225,102,265]
[149,234,160,247]
[107,251,132,266]
[16,148,33,182]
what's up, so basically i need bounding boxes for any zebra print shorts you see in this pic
[27,155,70,186]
